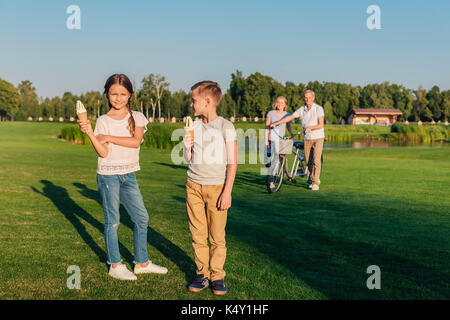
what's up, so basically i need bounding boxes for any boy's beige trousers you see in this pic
[186,179,228,281]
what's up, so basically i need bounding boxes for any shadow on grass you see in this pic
[234,171,266,188]
[234,170,309,193]
[228,171,449,299]
[31,180,134,270]
[172,196,186,203]
[154,162,188,170]
[73,183,196,283]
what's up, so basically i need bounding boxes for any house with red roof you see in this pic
[347,108,403,125]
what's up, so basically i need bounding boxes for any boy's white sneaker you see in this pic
[134,261,168,274]
[311,184,320,191]
[109,264,137,280]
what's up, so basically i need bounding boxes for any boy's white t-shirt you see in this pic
[187,116,237,185]
[94,111,148,175]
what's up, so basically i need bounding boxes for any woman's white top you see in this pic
[267,110,290,141]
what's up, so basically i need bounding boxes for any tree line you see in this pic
[1,71,449,122]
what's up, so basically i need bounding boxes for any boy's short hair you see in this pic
[191,81,222,105]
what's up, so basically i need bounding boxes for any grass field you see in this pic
[0,122,449,300]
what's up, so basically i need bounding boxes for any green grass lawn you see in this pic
[0,122,449,300]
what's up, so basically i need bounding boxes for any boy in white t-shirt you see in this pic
[183,81,237,295]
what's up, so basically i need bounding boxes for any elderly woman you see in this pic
[264,96,294,187]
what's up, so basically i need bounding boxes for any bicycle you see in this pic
[266,130,323,193]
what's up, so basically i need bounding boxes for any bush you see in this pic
[391,123,449,142]
[60,122,96,145]
[60,122,185,149]
[143,123,184,150]
[14,110,27,121]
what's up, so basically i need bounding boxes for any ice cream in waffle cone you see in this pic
[76,100,87,122]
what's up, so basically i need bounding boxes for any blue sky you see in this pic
[1,0,449,98]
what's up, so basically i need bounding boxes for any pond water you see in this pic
[325,140,449,149]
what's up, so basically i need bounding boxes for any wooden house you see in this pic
[347,108,403,125]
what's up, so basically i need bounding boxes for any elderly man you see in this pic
[270,90,324,191]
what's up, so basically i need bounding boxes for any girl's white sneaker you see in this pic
[109,264,137,280]
[134,261,168,274]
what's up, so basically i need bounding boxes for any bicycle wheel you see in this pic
[285,151,298,183]
[296,151,308,178]
[266,155,285,193]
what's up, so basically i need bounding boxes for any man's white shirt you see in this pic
[292,103,325,140]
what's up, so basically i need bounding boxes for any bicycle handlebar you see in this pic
[269,127,303,142]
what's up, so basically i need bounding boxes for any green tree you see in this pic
[140,74,169,120]
[61,92,78,119]
[369,82,393,108]
[442,90,450,121]
[51,96,63,119]
[323,101,334,124]
[140,75,156,119]
[241,72,273,118]
[420,107,433,121]
[331,83,359,122]
[230,70,246,117]
[412,87,428,121]
[160,90,171,119]
[218,90,236,118]
[80,91,103,119]
[359,84,373,108]
[0,78,20,121]
[389,84,413,120]
[167,90,191,119]
[426,86,443,121]
[17,80,39,118]
[284,81,304,114]
[40,97,52,118]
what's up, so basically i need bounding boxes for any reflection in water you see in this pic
[325,139,449,149]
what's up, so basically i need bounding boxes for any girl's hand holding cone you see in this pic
[78,119,93,136]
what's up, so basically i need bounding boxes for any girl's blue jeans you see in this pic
[97,172,149,265]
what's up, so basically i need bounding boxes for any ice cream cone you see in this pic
[76,100,88,122]
[185,127,194,140]
[184,116,194,140]
[77,112,87,122]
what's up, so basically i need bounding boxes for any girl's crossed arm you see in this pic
[96,127,145,149]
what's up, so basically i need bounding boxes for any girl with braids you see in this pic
[78,74,168,280]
